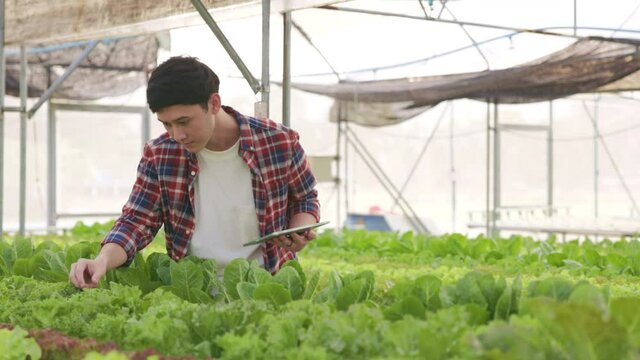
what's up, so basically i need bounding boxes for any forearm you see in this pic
[95,243,128,270]
[289,212,317,227]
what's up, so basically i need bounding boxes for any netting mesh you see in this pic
[293,37,640,126]
[4,35,159,100]
[4,0,247,44]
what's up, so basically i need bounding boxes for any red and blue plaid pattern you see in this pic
[102,106,319,273]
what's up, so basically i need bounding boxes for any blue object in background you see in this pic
[345,213,392,231]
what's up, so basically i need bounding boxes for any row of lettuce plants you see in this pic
[1,271,639,359]
[2,226,640,358]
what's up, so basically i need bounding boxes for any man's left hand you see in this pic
[275,229,316,252]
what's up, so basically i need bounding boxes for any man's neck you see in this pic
[207,108,240,151]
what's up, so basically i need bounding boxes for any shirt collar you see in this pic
[222,105,255,153]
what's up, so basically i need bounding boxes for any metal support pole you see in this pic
[573,0,577,36]
[3,107,24,112]
[492,101,500,238]
[450,102,457,232]
[190,0,261,94]
[0,0,5,240]
[28,41,99,118]
[336,105,342,228]
[547,101,554,217]
[142,109,151,148]
[485,101,491,237]
[344,120,350,218]
[283,12,291,127]
[19,45,27,237]
[594,99,599,218]
[260,0,270,118]
[47,100,56,233]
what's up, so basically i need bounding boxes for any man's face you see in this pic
[157,101,215,153]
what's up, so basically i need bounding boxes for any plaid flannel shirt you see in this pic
[102,106,319,273]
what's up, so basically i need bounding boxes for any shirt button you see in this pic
[190,170,196,176]
[186,230,191,234]
[249,146,255,151]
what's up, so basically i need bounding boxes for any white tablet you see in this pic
[242,221,330,246]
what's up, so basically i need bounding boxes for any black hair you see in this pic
[146,56,220,113]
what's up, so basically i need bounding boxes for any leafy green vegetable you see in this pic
[224,258,251,301]
[0,327,41,360]
[274,266,304,300]
[254,283,292,307]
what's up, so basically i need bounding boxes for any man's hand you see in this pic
[69,258,107,289]
[275,230,316,252]
[274,212,318,252]
[69,243,127,289]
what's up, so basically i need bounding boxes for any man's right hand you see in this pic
[69,258,107,289]
[69,243,127,289]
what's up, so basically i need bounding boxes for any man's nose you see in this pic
[172,127,187,141]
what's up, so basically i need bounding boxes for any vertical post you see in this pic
[344,120,350,218]
[485,100,491,237]
[450,102,456,232]
[547,101,554,217]
[259,0,270,118]
[594,98,599,219]
[336,104,342,229]
[142,109,151,149]
[573,0,577,36]
[0,0,5,240]
[19,45,27,237]
[492,101,500,238]
[47,95,56,234]
[282,12,291,127]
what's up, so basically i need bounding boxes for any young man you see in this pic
[69,56,320,288]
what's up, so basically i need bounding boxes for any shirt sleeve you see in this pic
[101,143,163,266]
[286,131,320,222]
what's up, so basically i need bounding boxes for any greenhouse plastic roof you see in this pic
[292,37,640,126]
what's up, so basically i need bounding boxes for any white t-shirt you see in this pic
[187,140,262,272]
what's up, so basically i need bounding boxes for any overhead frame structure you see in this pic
[1,0,638,238]
[306,3,640,237]
[0,0,343,237]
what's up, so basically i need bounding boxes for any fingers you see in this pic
[69,259,103,289]
[289,232,308,252]
[274,231,309,252]
[304,230,316,241]
[69,260,86,288]
[91,267,105,286]
[69,262,78,286]
[274,234,292,249]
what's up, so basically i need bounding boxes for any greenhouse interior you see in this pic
[1,0,640,358]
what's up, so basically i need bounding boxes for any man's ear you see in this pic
[209,93,221,113]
